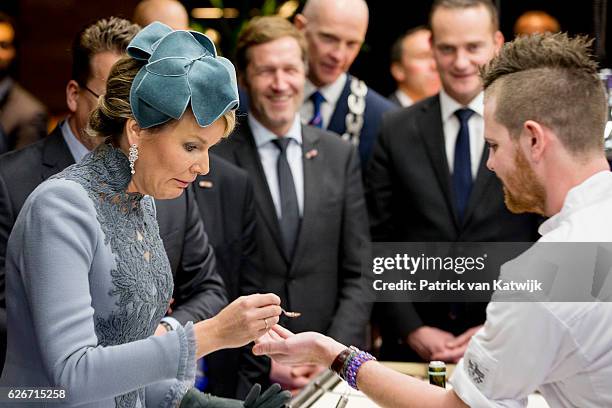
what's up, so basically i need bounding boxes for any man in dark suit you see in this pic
[367,0,540,363]
[214,16,371,390]
[0,12,47,154]
[193,155,272,399]
[294,0,395,169]
[0,17,227,371]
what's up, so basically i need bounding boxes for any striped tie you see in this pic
[308,91,325,128]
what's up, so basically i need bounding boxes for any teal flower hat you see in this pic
[127,21,239,129]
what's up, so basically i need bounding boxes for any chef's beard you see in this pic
[503,147,547,216]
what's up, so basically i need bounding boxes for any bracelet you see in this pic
[345,349,376,390]
[160,321,174,332]
[331,348,352,375]
[341,347,360,380]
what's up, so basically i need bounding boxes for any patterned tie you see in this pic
[453,108,475,222]
[272,138,300,260]
[308,91,325,128]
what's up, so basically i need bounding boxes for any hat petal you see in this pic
[128,22,238,129]
[131,69,190,128]
[127,22,173,61]
[188,31,217,58]
[149,31,212,63]
[145,57,191,77]
[188,57,239,127]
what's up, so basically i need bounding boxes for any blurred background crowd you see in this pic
[0,0,609,125]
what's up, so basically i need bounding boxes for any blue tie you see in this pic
[453,108,475,222]
[308,91,325,128]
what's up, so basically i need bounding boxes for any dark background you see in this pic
[1,0,609,116]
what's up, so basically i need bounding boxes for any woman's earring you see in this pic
[129,144,139,175]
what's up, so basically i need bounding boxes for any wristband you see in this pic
[331,348,352,375]
[345,349,376,390]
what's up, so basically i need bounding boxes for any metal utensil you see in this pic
[282,308,301,318]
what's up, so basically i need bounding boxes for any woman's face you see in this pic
[128,111,226,199]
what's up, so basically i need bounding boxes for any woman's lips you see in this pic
[174,179,192,188]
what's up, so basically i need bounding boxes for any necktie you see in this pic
[308,91,325,128]
[453,108,475,222]
[272,138,300,260]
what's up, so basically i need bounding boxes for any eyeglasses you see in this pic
[80,83,101,99]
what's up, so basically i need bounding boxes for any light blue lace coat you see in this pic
[0,143,196,407]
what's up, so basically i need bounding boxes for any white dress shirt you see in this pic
[439,90,485,179]
[451,171,612,407]
[394,89,414,107]
[300,73,347,129]
[61,119,90,163]
[249,114,304,218]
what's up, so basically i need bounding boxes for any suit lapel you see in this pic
[462,146,495,226]
[289,126,322,275]
[232,124,286,258]
[327,75,351,135]
[419,97,459,228]
[194,156,224,243]
[41,126,75,181]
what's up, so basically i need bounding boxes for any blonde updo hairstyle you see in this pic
[88,57,236,144]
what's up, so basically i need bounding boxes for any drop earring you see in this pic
[129,144,139,175]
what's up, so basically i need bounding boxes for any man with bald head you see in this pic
[295,0,395,168]
[133,0,189,30]
[514,10,560,36]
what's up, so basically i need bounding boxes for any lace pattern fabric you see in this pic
[50,143,173,407]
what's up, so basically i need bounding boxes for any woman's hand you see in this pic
[194,293,281,357]
[179,384,290,408]
[253,325,346,367]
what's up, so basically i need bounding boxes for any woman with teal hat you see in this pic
[0,22,290,408]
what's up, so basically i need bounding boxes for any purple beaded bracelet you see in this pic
[343,349,376,390]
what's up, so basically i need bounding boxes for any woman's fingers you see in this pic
[252,304,282,321]
[240,293,281,308]
[254,316,279,333]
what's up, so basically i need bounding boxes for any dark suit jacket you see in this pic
[193,155,259,300]
[192,154,268,398]
[327,75,396,168]
[366,95,540,359]
[387,91,402,107]
[213,120,372,348]
[0,125,228,369]
[0,79,48,154]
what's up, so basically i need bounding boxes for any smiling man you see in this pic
[254,32,612,408]
[214,16,371,392]
[367,0,541,364]
[295,0,394,168]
